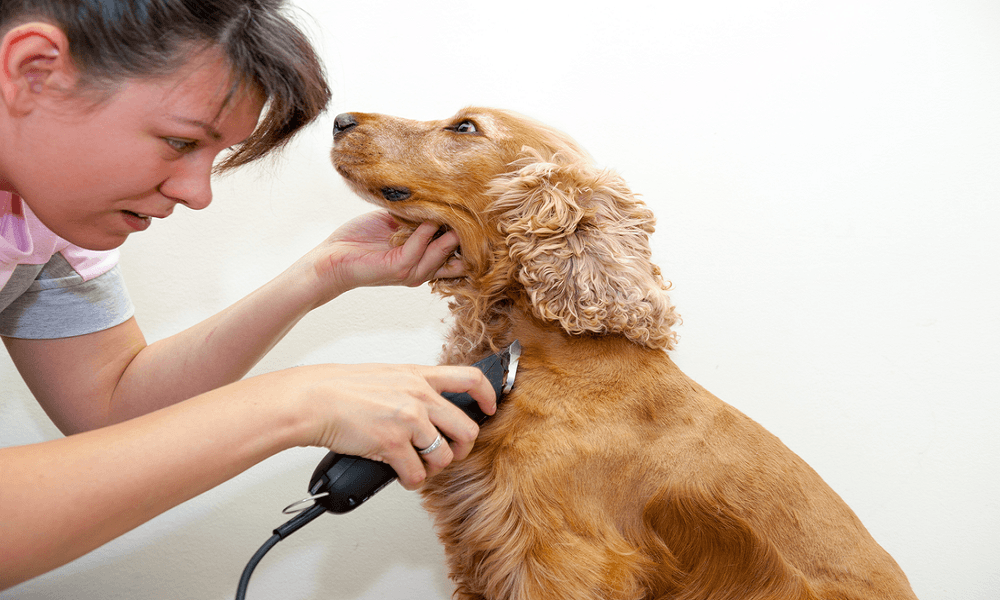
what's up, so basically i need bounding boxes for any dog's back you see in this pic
[423,322,916,600]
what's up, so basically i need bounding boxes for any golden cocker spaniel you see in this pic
[331,107,917,600]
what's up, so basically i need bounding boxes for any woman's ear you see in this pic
[490,150,679,350]
[1,23,75,115]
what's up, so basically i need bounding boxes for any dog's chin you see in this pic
[336,170,466,264]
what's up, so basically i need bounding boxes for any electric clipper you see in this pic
[237,342,520,600]
[292,340,521,515]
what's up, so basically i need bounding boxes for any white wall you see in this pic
[2,0,997,598]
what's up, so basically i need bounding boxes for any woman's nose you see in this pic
[158,158,214,210]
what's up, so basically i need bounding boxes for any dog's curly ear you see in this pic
[490,150,679,350]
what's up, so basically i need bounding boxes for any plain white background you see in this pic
[2,0,998,598]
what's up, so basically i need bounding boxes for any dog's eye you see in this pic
[449,120,478,134]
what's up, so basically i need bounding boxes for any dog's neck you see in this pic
[509,311,662,359]
[445,307,663,368]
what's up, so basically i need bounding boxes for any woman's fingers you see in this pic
[419,365,497,460]
[390,365,495,485]
[396,223,463,285]
[411,428,455,480]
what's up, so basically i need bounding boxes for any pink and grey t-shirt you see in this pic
[1,192,134,339]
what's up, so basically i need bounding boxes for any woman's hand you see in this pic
[296,211,464,308]
[278,362,496,488]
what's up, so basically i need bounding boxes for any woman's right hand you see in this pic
[273,362,496,488]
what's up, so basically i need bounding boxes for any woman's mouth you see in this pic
[122,210,152,232]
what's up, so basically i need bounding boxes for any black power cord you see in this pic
[235,502,327,600]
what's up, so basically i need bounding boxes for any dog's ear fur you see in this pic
[489,149,679,350]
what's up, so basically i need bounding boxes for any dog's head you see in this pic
[331,107,677,357]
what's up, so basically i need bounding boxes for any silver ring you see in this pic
[416,433,444,455]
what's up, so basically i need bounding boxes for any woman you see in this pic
[0,0,494,589]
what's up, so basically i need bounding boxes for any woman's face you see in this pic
[3,50,264,250]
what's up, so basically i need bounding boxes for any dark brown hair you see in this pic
[0,0,331,170]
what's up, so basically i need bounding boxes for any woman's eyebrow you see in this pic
[168,116,223,141]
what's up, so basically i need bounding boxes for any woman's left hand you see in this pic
[297,210,464,307]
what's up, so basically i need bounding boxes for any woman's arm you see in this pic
[0,359,494,589]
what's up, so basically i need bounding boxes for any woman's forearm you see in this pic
[109,259,332,423]
[0,374,307,590]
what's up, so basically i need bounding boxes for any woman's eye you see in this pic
[164,138,198,152]
[450,120,478,134]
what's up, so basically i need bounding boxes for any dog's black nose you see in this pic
[333,113,358,136]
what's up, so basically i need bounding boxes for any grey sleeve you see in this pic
[0,254,135,339]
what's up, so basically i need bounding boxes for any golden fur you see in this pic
[331,107,917,600]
